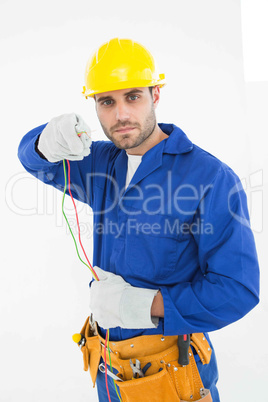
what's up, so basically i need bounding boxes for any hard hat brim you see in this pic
[83,79,166,98]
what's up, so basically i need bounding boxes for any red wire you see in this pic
[66,159,99,281]
[104,331,112,402]
[66,160,111,398]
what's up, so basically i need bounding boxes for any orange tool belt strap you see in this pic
[78,316,213,402]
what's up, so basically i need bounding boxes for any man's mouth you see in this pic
[115,127,136,133]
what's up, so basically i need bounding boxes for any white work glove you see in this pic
[90,266,159,329]
[38,113,92,162]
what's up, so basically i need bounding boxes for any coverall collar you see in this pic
[160,123,193,155]
[114,123,193,199]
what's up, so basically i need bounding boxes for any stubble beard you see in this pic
[100,103,157,150]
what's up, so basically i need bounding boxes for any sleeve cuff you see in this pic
[35,135,48,160]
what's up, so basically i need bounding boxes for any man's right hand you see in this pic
[37,113,92,162]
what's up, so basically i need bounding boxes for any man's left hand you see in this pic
[90,266,159,329]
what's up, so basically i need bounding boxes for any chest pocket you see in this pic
[125,213,190,281]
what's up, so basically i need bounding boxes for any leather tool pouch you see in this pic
[79,316,101,387]
[113,340,212,402]
[77,317,213,401]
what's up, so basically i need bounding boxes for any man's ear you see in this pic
[153,85,161,108]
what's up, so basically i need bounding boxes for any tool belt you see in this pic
[77,316,213,402]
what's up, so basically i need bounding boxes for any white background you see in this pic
[1,0,267,401]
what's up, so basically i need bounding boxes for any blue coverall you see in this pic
[18,122,260,401]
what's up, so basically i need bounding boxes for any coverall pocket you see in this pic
[115,365,180,402]
[126,213,183,280]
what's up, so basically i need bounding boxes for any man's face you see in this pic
[94,86,159,151]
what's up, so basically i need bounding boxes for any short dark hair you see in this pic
[148,86,154,97]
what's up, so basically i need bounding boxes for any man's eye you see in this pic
[103,100,113,106]
[129,95,138,101]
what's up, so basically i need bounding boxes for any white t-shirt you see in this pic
[125,154,142,190]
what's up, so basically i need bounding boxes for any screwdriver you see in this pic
[178,334,191,366]
[72,333,86,349]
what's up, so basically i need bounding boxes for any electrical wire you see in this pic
[104,330,112,402]
[65,159,99,280]
[62,158,121,402]
[107,329,122,402]
[62,160,94,274]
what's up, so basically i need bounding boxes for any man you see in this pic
[18,38,260,401]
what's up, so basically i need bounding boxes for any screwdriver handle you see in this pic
[178,334,191,366]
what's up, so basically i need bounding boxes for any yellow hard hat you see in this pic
[82,37,166,98]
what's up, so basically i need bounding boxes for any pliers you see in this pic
[129,359,144,378]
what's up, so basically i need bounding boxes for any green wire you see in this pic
[62,160,122,402]
[62,160,90,270]
[107,329,122,402]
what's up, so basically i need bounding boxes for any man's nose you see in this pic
[115,101,130,121]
